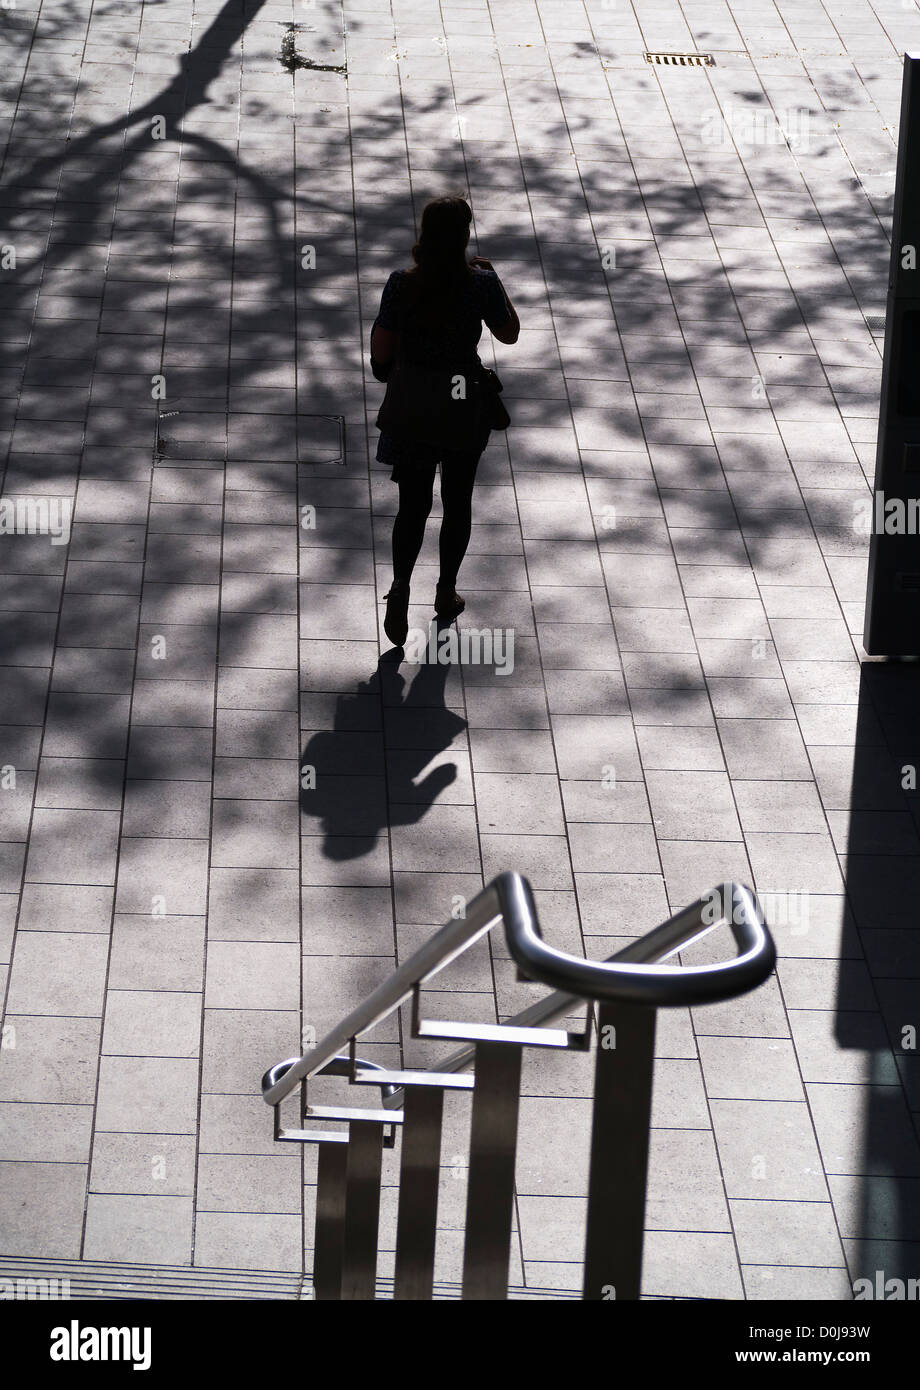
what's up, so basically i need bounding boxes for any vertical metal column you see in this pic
[583,1002,657,1301]
[393,1086,445,1300]
[461,1042,523,1300]
[340,1121,384,1300]
[864,51,920,654]
[312,1140,347,1300]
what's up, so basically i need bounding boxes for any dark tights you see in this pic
[391,450,481,589]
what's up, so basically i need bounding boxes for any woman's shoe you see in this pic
[383,580,410,646]
[434,584,465,621]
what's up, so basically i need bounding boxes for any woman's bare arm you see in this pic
[491,290,520,344]
[470,256,520,344]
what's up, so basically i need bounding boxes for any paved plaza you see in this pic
[1,0,919,1299]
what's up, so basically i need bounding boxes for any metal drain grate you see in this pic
[299,413,346,464]
[151,408,346,465]
[644,51,715,67]
[865,312,887,333]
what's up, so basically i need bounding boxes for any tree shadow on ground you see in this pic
[0,0,915,1290]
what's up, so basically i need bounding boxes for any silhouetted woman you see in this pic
[370,196,520,646]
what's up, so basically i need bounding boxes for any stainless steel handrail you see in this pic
[261,1055,400,1105]
[263,873,775,1109]
[261,872,777,1303]
[384,878,776,1103]
[498,875,776,1008]
[261,874,533,1107]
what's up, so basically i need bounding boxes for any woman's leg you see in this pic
[385,465,437,645]
[391,466,435,583]
[437,447,482,590]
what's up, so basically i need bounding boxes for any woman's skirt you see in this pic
[376,428,491,484]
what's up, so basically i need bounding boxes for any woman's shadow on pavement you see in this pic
[300,640,467,860]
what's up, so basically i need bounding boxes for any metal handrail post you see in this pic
[583,1001,657,1300]
[461,1041,524,1300]
[393,1086,445,1301]
[340,1121,385,1300]
[313,1141,348,1300]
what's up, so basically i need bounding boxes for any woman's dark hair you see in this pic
[402,195,473,326]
